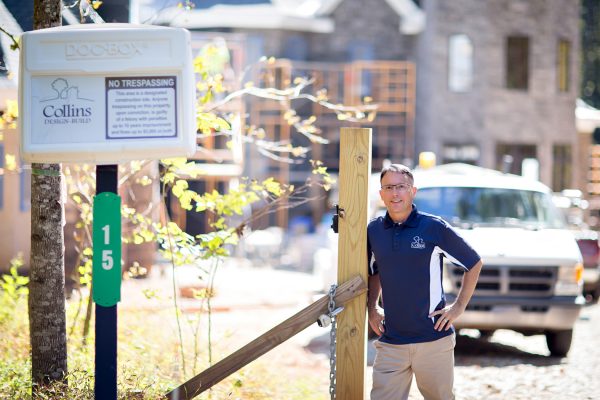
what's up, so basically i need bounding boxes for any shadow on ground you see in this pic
[454,334,563,367]
[304,332,564,368]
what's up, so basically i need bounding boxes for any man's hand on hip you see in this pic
[429,301,466,331]
[368,306,386,336]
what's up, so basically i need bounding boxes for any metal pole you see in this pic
[95,164,119,400]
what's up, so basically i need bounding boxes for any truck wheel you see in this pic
[545,330,573,357]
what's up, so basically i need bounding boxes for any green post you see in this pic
[92,192,121,307]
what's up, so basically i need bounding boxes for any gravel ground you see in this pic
[303,295,600,399]
[123,263,600,399]
[451,302,600,400]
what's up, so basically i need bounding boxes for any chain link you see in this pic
[328,284,338,400]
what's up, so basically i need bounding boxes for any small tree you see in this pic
[0,12,375,392]
[62,49,356,376]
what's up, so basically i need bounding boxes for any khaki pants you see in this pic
[371,334,456,400]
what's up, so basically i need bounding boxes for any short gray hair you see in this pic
[380,163,414,184]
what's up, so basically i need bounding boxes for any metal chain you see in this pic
[328,284,338,400]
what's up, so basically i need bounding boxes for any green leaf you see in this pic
[142,289,158,299]
[262,177,283,196]
[140,229,155,242]
[15,276,28,286]
[172,180,189,197]
[163,172,177,185]
[214,117,230,132]
[224,232,239,245]
[212,217,226,230]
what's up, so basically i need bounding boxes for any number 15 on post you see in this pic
[92,192,122,307]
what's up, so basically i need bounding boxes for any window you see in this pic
[415,187,565,229]
[557,39,570,92]
[442,143,480,164]
[553,144,572,191]
[495,143,536,175]
[506,36,529,90]
[0,45,7,77]
[282,35,307,61]
[20,162,31,212]
[448,34,473,92]
[348,41,374,61]
[348,41,374,98]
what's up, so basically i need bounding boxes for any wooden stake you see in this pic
[336,127,372,400]
[166,275,367,400]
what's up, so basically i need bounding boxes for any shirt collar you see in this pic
[383,205,419,229]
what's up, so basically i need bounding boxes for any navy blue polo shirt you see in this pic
[367,205,481,345]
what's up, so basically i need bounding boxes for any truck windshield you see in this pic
[414,187,567,229]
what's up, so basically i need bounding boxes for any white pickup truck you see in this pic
[413,163,584,357]
[314,163,585,356]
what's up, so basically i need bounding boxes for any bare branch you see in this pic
[0,26,20,50]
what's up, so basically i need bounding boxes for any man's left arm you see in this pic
[431,260,483,331]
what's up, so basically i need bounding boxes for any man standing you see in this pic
[367,164,482,400]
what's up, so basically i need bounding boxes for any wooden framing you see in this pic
[248,60,414,227]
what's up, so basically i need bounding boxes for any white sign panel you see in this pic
[19,24,196,164]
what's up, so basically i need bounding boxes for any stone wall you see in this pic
[416,0,580,188]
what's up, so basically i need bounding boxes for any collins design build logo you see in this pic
[411,236,426,249]
[40,78,94,125]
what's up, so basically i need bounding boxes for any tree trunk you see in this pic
[33,0,61,29]
[28,163,67,385]
[28,0,66,389]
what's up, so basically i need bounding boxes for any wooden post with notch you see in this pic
[336,127,372,399]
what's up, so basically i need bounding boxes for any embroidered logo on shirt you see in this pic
[411,236,426,249]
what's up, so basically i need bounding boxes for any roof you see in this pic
[194,0,271,8]
[151,0,424,34]
[153,3,335,32]
[413,163,551,193]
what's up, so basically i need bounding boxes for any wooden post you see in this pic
[336,127,372,399]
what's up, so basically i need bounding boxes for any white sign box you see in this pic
[19,24,196,164]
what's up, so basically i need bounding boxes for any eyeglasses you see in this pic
[381,183,412,192]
